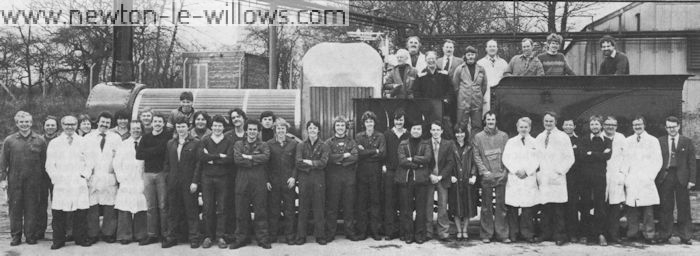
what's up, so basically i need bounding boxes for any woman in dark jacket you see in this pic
[448,125,478,240]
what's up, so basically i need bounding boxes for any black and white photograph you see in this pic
[0,0,699,255]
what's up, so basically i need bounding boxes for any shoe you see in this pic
[51,242,65,250]
[482,238,491,243]
[317,238,327,245]
[161,239,177,248]
[65,235,74,242]
[384,234,399,241]
[324,237,334,244]
[502,238,512,244]
[599,235,607,246]
[26,239,37,245]
[258,242,271,249]
[285,238,295,246]
[405,236,414,244]
[229,240,249,249]
[555,240,566,246]
[35,233,45,240]
[570,237,579,243]
[217,238,228,249]
[293,238,306,245]
[371,235,382,241]
[533,237,543,243]
[644,238,656,245]
[78,239,93,247]
[579,237,587,244]
[415,238,425,244]
[119,240,131,245]
[201,238,212,248]
[681,239,693,245]
[190,241,200,249]
[10,238,21,246]
[526,238,536,243]
[139,237,158,246]
[278,236,287,244]
[655,238,670,245]
[351,235,367,241]
[439,236,451,242]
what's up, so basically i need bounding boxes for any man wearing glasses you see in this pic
[656,116,696,245]
[602,116,627,244]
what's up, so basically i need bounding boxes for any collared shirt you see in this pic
[610,50,617,58]
[590,133,605,140]
[477,55,508,87]
[668,134,679,150]
[505,53,545,76]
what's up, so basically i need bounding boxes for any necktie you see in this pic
[637,134,641,143]
[67,135,73,145]
[490,57,495,67]
[445,57,450,71]
[545,131,551,149]
[100,133,106,151]
[433,139,440,174]
[134,141,138,150]
[671,137,677,153]
[521,136,525,145]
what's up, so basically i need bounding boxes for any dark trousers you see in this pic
[116,210,147,241]
[626,206,655,239]
[507,206,535,240]
[234,171,269,243]
[267,177,296,240]
[398,180,429,240]
[297,170,325,240]
[540,203,566,241]
[579,175,607,239]
[52,209,87,244]
[143,172,168,238]
[480,184,508,240]
[606,203,623,241]
[166,182,201,242]
[224,173,237,241]
[382,171,399,237]
[565,174,583,239]
[36,174,51,239]
[430,183,450,239]
[8,175,41,240]
[658,169,693,240]
[87,204,117,238]
[202,175,228,240]
[326,167,355,239]
[356,162,381,237]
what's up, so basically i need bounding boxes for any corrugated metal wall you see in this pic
[132,89,301,128]
[308,87,373,140]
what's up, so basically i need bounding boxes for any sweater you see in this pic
[599,51,629,75]
[136,129,173,173]
[199,135,235,178]
[537,52,575,76]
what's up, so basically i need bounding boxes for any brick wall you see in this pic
[183,52,268,89]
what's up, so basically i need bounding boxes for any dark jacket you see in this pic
[429,138,457,187]
[396,138,433,184]
[599,51,629,75]
[383,128,409,171]
[267,137,298,182]
[326,135,358,167]
[575,134,612,178]
[413,68,454,105]
[356,131,386,163]
[136,129,173,173]
[164,135,202,186]
[659,135,697,186]
[0,131,47,181]
[384,64,417,99]
[233,138,270,180]
[295,138,329,176]
[198,135,235,179]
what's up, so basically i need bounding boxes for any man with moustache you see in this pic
[453,46,488,133]
[504,38,545,77]
[85,112,122,244]
[656,116,696,245]
[414,51,454,124]
[621,116,662,244]
[294,120,329,245]
[406,36,427,72]
[576,116,612,246]
[1,111,48,246]
[602,116,627,244]
[265,118,298,245]
[325,116,359,242]
[355,112,385,242]
[381,109,409,241]
[599,35,629,75]
[477,39,509,114]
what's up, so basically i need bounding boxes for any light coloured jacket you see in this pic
[85,131,121,206]
[46,133,92,211]
[502,134,540,207]
[535,128,575,204]
[605,132,627,205]
[113,137,148,213]
[623,131,662,207]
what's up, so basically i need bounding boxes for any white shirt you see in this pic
[211,134,224,144]
[177,139,185,161]
[477,55,509,87]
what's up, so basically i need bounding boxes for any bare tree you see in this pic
[518,1,599,33]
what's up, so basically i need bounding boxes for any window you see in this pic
[635,13,640,32]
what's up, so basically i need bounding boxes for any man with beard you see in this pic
[384,49,417,99]
[599,35,629,75]
[413,51,454,124]
[406,36,427,72]
[381,109,409,241]
[576,116,612,246]
[477,40,509,114]
[453,46,488,133]
[1,111,48,246]
[504,38,544,77]
[603,116,626,244]
[538,34,576,76]
[355,112,385,241]
[85,112,122,244]
[325,116,359,242]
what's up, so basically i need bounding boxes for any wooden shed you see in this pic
[182,51,269,89]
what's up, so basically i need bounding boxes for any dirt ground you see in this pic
[2,189,700,255]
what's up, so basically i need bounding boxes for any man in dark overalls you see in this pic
[325,116,359,242]
[295,120,329,245]
[355,111,386,241]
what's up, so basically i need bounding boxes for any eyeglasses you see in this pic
[666,126,679,129]
[62,123,77,126]
[603,124,617,127]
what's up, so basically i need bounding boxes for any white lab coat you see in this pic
[535,128,575,204]
[477,56,508,114]
[113,137,148,213]
[46,133,92,211]
[502,135,540,207]
[85,131,121,206]
[622,131,662,207]
[605,132,627,205]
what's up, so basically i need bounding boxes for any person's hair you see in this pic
[465,46,477,54]
[193,110,211,127]
[244,119,260,130]
[430,120,444,130]
[306,120,320,129]
[273,117,290,129]
[522,38,534,46]
[486,39,498,46]
[395,49,410,59]
[259,111,276,122]
[633,115,646,125]
[44,115,58,126]
[228,108,247,120]
[406,36,421,45]
[138,107,153,121]
[152,113,166,123]
[605,116,617,123]
[443,39,456,48]
[665,116,680,125]
[517,117,532,127]
[179,91,194,101]
[77,114,92,126]
[332,115,349,130]
[393,109,406,120]
[97,111,113,124]
[543,111,558,122]
[61,115,77,125]
[589,115,603,125]
[425,50,438,59]
[130,120,145,131]
[14,111,31,122]
[173,115,189,126]
[599,35,616,47]
[546,33,563,45]
[114,109,131,122]
[211,115,228,126]
[483,110,497,123]
[361,111,377,125]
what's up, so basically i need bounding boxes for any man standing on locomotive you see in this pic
[477,39,508,114]
[452,46,488,134]
[538,34,576,76]
[599,35,630,75]
[413,51,454,125]
[504,38,545,77]
[406,36,427,72]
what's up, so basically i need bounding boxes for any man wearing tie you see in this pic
[656,116,696,245]
[425,120,456,241]
[437,39,464,79]
[477,39,509,114]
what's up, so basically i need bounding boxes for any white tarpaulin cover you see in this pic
[301,42,383,95]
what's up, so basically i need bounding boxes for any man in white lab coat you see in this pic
[602,116,627,243]
[477,39,508,114]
